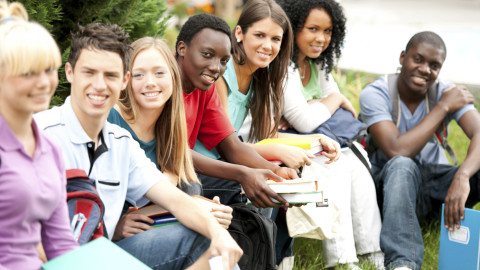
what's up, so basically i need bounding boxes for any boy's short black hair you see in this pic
[68,23,131,74]
[175,13,231,58]
[405,31,446,56]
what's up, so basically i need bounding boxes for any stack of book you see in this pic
[243,178,327,206]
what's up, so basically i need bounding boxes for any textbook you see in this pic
[42,237,151,269]
[241,178,320,194]
[439,204,480,270]
[243,178,326,205]
[256,137,323,155]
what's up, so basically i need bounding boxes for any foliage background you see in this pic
[17,0,168,106]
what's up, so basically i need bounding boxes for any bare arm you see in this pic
[215,78,229,113]
[145,180,243,269]
[444,110,480,231]
[369,85,474,158]
[308,92,357,118]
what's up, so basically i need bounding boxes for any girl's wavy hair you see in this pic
[279,0,346,79]
[118,37,198,186]
[232,0,293,142]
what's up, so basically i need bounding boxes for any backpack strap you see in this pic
[387,74,457,165]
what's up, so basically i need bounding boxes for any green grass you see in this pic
[290,69,477,270]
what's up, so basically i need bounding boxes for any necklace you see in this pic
[299,58,308,80]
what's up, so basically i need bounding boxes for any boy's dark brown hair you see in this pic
[67,23,131,74]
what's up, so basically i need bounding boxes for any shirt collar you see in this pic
[61,97,111,149]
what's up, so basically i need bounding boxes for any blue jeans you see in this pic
[374,156,480,270]
[115,223,210,269]
[271,207,294,265]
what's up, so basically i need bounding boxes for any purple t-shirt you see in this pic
[0,114,78,269]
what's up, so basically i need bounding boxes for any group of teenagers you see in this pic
[2,0,480,269]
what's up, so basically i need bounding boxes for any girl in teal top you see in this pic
[107,37,233,241]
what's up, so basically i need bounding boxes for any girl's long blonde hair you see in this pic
[119,37,198,186]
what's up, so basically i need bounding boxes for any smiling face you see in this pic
[235,17,284,70]
[66,48,129,124]
[0,69,58,118]
[177,28,231,92]
[296,8,332,60]
[130,48,173,114]
[398,42,445,96]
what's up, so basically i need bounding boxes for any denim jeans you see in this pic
[115,223,210,269]
[374,156,480,270]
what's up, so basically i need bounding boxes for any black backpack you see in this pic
[227,203,277,270]
[66,169,107,245]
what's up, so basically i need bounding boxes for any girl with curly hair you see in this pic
[278,0,384,269]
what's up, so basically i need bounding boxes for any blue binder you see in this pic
[439,204,480,270]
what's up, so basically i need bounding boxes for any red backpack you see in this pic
[66,169,106,245]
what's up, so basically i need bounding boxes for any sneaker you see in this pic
[359,252,384,270]
[394,267,412,270]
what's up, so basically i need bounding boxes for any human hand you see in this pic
[274,144,313,172]
[208,229,243,270]
[439,85,474,114]
[112,208,154,241]
[210,196,233,229]
[444,171,470,231]
[339,97,358,119]
[278,117,293,131]
[317,134,341,164]
[240,168,290,208]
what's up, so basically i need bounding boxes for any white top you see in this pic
[34,97,165,238]
[282,62,339,133]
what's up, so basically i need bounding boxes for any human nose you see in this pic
[92,74,107,90]
[209,60,221,74]
[418,62,431,75]
[315,32,325,43]
[35,71,51,89]
[262,39,272,51]
[145,72,156,89]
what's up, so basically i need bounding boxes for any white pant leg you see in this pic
[314,155,359,267]
[344,142,382,255]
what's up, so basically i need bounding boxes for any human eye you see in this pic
[132,73,144,79]
[413,55,422,63]
[155,70,166,77]
[254,33,264,38]
[45,68,57,73]
[308,27,317,32]
[220,56,230,66]
[273,37,282,43]
[201,51,212,58]
[325,28,332,34]
[21,71,33,77]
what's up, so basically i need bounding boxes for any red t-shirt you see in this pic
[183,84,236,150]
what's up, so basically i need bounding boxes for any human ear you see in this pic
[177,41,187,57]
[399,51,406,65]
[65,62,74,83]
[234,25,243,43]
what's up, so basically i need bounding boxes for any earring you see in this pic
[237,38,241,43]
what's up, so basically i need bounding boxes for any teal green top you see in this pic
[300,59,323,100]
[107,108,159,170]
[194,60,253,158]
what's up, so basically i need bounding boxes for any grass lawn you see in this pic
[290,70,476,269]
